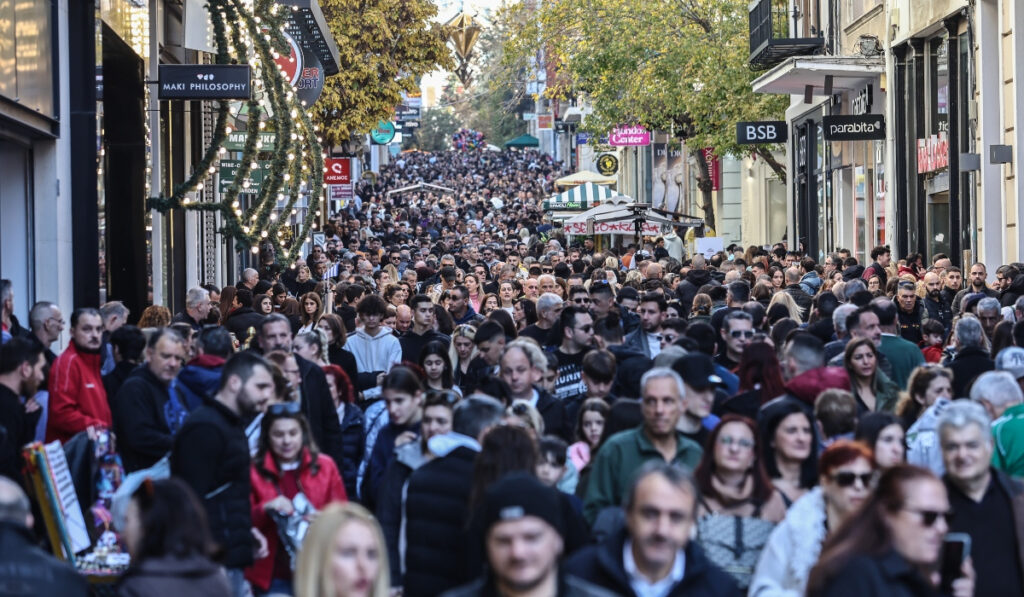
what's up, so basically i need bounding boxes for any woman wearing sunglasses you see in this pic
[247,403,348,595]
[843,337,900,414]
[693,415,787,590]
[750,441,877,597]
[806,464,974,597]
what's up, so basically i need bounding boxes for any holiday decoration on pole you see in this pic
[147,0,325,267]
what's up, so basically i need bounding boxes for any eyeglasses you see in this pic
[729,330,755,339]
[831,471,874,488]
[576,325,594,333]
[573,297,591,305]
[903,507,954,527]
[718,436,755,450]
[542,268,553,273]
[268,401,302,416]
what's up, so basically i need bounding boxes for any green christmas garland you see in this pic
[147,0,324,267]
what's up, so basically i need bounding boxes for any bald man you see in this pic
[0,477,88,594]
[923,271,953,337]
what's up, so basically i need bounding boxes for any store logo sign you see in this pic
[608,125,650,146]
[822,114,885,141]
[736,121,787,144]
[158,65,251,100]
[917,133,949,173]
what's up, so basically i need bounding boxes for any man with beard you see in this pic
[568,463,738,596]
[583,368,704,525]
[0,338,44,486]
[46,308,111,442]
[953,262,998,314]
[172,352,275,597]
[625,293,667,359]
[922,271,953,337]
[554,307,595,404]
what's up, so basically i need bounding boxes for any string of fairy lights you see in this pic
[147,0,325,267]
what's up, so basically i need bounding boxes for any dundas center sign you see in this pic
[608,126,650,147]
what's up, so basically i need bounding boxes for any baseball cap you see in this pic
[996,346,1024,380]
[672,353,723,391]
[481,473,564,537]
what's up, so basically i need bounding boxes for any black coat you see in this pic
[923,296,953,337]
[403,446,477,597]
[222,308,265,344]
[536,387,572,442]
[296,354,346,472]
[328,345,359,392]
[564,528,741,597]
[0,385,41,486]
[111,367,176,473]
[808,550,940,597]
[675,269,713,313]
[338,402,365,500]
[949,346,995,398]
[784,284,814,321]
[896,300,926,346]
[171,399,253,569]
[0,522,88,596]
[103,360,138,403]
[400,329,451,363]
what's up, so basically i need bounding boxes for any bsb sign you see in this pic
[158,65,251,100]
[822,114,885,141]
[736,121,787,144]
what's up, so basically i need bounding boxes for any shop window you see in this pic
[0,0,55,118]
[0,140,35,311]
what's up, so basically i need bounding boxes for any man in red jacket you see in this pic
[46,308,111,443]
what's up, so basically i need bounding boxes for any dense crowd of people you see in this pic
[2,148,1023,596]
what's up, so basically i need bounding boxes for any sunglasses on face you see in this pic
[573,297,591,304]
[542,268,553,273]
[268,401,302,416]
[729,330,755,339]
[576,325,594,333]
[832,471,874,488]
[903,507,954,527]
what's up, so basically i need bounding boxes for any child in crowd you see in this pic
[920,319,945,363]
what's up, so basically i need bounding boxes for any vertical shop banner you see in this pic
[701,148,721,191]
[652,143,668,210]
[665,145,683,214]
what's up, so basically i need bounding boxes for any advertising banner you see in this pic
[608,125,650,146]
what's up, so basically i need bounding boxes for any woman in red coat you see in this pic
[246,402,347,595]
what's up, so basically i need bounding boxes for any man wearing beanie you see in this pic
[442,473,615,597]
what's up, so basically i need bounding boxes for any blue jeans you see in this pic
[225,567,254,597]
[257,578,294,596]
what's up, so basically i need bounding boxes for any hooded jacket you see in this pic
[119,554,231,597]
[779,367,850,407]
[222,307,265,345]
[799,271,823,296]
[841,264,866,281]
[346,327,403,398]
[606,343,653,399]
[676,268,713,313]
[47,341,111,443]
[110,366,175,473]
[749,488,828,597]
[905,398,952,476]
[176,354,225,412]
[1002,274,1024,308]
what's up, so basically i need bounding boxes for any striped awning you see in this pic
[542,182,628,211]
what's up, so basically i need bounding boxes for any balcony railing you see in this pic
[749,0,824,69]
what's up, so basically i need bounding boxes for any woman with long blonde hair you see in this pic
[294,502,389,597]
[767,291,804,322]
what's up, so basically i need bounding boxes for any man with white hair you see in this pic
[822,303,858,362]
[519,292,562,346]
[949,316,995,398]
[971,368,1024,478]
[583,367,703,525]
[939,400,1024,596]
[171,287,212,331]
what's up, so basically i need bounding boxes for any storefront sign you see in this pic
[223,132,277,151]
[158,65,251,100]
[370,121,397,144]
[538,115,554,130]
[576,132,592,145]
[917,133,949,173]
[852,84,873,115]
[736,121,787,144]
[219,159,270,193]
[564,219,660,236]
[596,154,619,176]
[609,125,650,146]
[324,158,351,185]
[822,114,885,141]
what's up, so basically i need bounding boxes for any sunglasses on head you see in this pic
[831,471,873,488]
[903,507,954,527]
[268,401,302,416]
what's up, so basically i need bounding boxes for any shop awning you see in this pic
[752,56,884,96]
[504,134,540,148]
[542,182,627,211]
[554,170,617,188]
[562,202,703,236]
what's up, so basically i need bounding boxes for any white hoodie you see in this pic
[346,326,402,399]
[749,487,827,597]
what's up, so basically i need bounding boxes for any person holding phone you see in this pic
[938,400,1024,596]
[805,464,974,597]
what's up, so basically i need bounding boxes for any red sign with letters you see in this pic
[324,158,351,185]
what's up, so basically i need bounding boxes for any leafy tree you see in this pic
[315,0,454,148]
[498,0,788,230]
[415,108,462,151]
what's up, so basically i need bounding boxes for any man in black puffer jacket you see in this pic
[401,395,506,597]
[675,255,713,314]
[172,352,275,594]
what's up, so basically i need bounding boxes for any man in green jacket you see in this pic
[583,367,703,525]
[872,298,924,389]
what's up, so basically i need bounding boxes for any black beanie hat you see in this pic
[481,473,564,537]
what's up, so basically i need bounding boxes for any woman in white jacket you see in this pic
[749,440,877,596]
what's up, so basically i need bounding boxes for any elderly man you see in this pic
[939,400,1024,596]
[976,297,1002,341]
[823,303,858,362]
[568,463,738,596]
[238,267,259,291]
[969,369,1024,478]
[500,339,570,440]
[949,316,995,398]
[171,287,212,331]
[583,368,704,525]
[520,292,562,346]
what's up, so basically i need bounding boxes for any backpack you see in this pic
[696,506,777,589]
